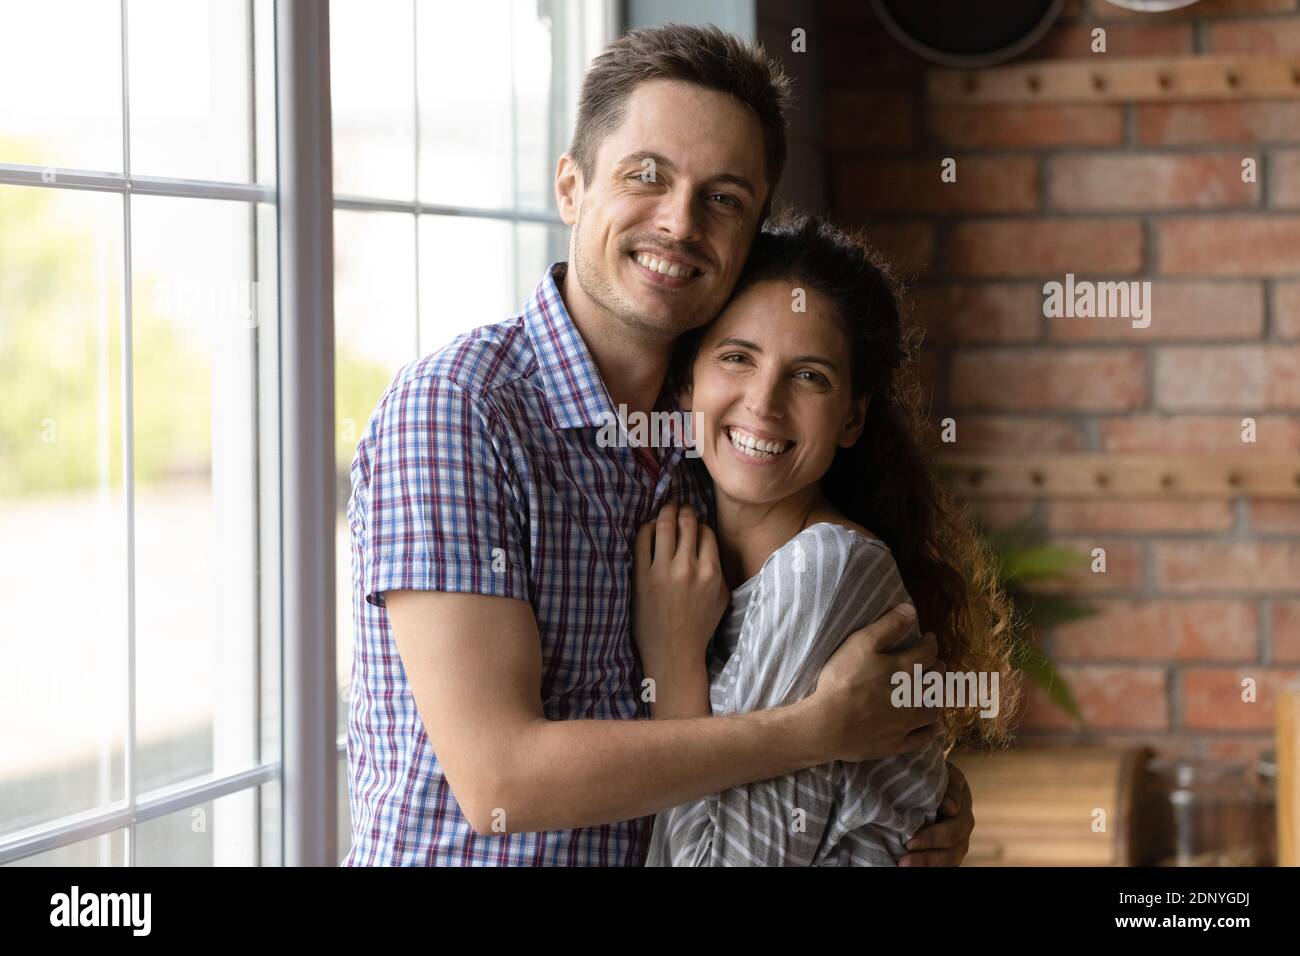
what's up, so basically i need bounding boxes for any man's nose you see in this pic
[654,186,700,242]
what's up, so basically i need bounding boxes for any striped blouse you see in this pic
[644,522,948,866]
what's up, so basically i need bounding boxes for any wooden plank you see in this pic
[934,453,1300,499]
[929,54,1300,105]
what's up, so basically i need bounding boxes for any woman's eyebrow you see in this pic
[714,336,839,372]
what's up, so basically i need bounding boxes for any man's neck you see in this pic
[558,263,671,419]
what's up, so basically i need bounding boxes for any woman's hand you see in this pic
[631,502,730,717]
[899,761,973,866]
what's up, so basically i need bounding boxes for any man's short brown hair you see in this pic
[569,23,794,216]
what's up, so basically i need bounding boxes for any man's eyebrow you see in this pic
[616,151,757,197]
[714,337,839,372]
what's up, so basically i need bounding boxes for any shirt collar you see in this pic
[524,262,619,430]
[524,261,691,432]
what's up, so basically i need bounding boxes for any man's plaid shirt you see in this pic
[343,262,714,865]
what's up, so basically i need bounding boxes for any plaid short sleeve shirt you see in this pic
[343,262,715,866]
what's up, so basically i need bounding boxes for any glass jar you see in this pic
[1145,757,1264,867]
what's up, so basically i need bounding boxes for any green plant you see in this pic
[980,513,1098,724]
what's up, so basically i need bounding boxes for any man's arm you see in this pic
[386,588,936,835]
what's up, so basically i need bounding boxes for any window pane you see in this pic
[0,0,122,172]
[512,2,560,213]
[516,222,570,305]
[130,195,261,795]
[135,782,276,865]
[127,0,252,183]
[334,209,417,739]
[4,830,126,867]
[418,216,515,350]
[330,0,415,200]
[417,4,512,210]
[0,186,127,838]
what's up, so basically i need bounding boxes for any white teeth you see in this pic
[634,252,696,278]
[726,427,790,458]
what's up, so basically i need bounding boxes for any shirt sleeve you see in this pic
[665,527,924,866]
[360,371,529,607]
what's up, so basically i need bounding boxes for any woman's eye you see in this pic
[719,353,750,366]
[796,370,831,386]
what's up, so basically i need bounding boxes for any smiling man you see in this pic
[343,23,974,867]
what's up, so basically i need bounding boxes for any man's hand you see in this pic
[807,604,943,763]
[900,761,973,866]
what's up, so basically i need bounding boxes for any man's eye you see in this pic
[708,192,741,208]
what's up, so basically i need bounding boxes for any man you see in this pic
[344,23,974,866]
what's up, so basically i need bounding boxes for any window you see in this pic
[1,0,615,866]
[0,0,279,866]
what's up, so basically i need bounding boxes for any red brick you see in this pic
[1099,414,1300,452]
[834,156,1040,216]
[947,219,1144,277]
[824,90,917,151]
[940,414,1088,451]
[1158,216,1300,276]
[1207,17,1300,53]
[1048,280,1264,342]
[1155,345,1300,410]
[1182,668,1300,730]
[1277,281,1300,338]
[1250,501,1300,533]
[911,282,1043,344]
[1272,150,1300,208]
[1050,154,1258,211]
[1033,22,1195,58]
[927,104,1124,149]
[965,499,1037,531]
[1048,500,1234,533]
[1273,601,1300,662]
[1154,541,1300,592]
[1138,101,1300,145]
[823,31,927,89]
[951,348,1147,411]
[1054,600,1258,660]
[859,220,934,279]
[1028,538,1144,594]
[1019,666,1168,730]
[1090,0,1298,17]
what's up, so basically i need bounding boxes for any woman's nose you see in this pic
[744,375,786,420]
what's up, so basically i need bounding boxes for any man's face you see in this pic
[556,79,769,342]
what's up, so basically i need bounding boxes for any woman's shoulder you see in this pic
[758,520,894,590]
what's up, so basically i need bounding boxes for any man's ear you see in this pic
[555,153,583,226]
[839,394,868,448]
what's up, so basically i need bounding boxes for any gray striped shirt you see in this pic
[644,522,949,866]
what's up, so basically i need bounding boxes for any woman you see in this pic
[634,212,1021,866]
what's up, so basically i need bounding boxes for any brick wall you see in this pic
[821,0,1300,765]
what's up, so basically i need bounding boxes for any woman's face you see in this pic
[682,278,867,506]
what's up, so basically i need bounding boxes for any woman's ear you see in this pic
[839,394,868,447]
[677,381,693,413]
